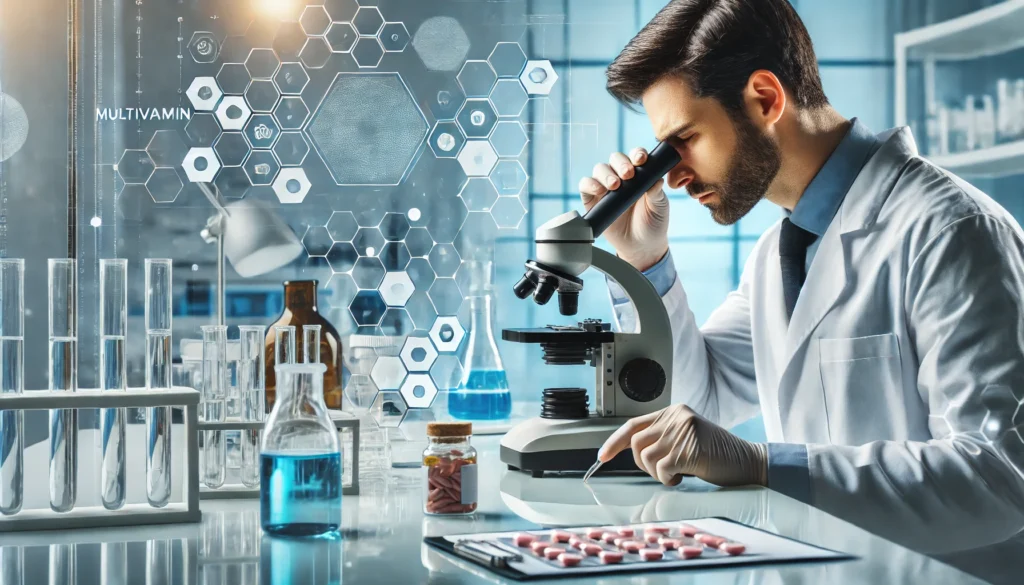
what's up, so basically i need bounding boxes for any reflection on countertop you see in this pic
[0,436,993,584]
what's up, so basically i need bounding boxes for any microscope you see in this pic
[500,142,682,477]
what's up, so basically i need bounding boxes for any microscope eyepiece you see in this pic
[513,273,536,299]
[533,278,557,305]
[557,291,579,316]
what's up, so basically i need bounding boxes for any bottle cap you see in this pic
[426,422,472,437]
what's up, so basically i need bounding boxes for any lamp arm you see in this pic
[197,182,231,218]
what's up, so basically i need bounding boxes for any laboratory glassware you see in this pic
[303,324,321,364]
[978,95,996,149]
[1,546,23,585]
[100,259,128,510]
[423,422,477,516]
[101,542,127,585]
[964,95,978,151]
[450,260,512,420]
[48,258,77,513]
[48,544,75,585]
[239,325,266,489]
[261,362,342,537]
[264,281,343,412]
[201,325,229,489]
[997,79,1014,142]
[145,258,173,507]
[1016,80,1024,140]
[0,259,24,516]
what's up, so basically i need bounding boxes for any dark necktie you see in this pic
[779,218,818,318]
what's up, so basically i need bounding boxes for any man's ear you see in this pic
[744,70,786,130]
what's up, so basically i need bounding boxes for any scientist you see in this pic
[590,0,1024,555]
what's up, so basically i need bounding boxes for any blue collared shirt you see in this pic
[609,118,881,503]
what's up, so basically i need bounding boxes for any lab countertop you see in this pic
[0,435,987,585]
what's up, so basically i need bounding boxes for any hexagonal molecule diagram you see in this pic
[401,374,438,409]
[521,60,559,95]
[273,167,311,204]
[412,16,470,72]
[308,73,427,186]
[400,336,438,372]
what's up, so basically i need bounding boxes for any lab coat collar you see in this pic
[777,127,919,400]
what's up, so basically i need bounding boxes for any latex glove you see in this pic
[598,404,768,488]
[578,147,669,272]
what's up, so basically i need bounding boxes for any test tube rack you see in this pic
[197,411,360,499]
[0,387,202,533]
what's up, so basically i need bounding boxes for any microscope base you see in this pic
[499,416,640,477]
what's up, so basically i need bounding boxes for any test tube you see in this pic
[145,259,173,507]
[201,325,228,489]
[48,258,77,513]
[239,325,265,488]
[0,259,24,516]
[145,540,171,585]
[48,544,75,585]
[99,259,127,510]
[275,325,296,365]
[1,546,24,585]
[303,324,321,364]
[101,542,127,585]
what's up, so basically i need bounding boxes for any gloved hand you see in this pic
[579,147,669,272]
[598,404,768,488]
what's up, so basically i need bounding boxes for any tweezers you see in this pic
[582,459,603,484]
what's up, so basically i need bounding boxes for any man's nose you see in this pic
[666,166,694,190]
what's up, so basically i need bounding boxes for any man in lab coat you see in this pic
[589,0,1024,562]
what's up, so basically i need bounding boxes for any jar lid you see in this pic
[426,422,472,437]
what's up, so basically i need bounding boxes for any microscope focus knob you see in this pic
[618,358,666,403]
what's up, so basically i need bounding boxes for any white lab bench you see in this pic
[0,434,988,584]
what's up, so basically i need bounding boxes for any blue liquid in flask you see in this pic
[260,451,342,537]
[449,369,512,420]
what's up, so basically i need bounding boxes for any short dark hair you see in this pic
[606,0,828,115]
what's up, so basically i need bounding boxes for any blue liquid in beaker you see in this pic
[448,369,512,420]
[260,451,342,537]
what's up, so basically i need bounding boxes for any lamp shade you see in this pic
[222,199,304,277]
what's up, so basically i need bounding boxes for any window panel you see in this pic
[568,0,637,61]
[796,0,894,60]
[819,66,893,133]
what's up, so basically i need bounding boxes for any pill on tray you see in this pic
[599,550,623,564]
[513,533,537,547]
[602,532,618,544]
[645,533,661,544]
[586,528,605,540]
[678,524,699,537]
[680,545,704,559]
[658,538,681,550]
[557,552,583,567]
[530,541,553,555]
[621,540,642,553]
[551,530,572,543]
[639,549,664,561]
[719,542,746,555]
[615,526,635,537]
[644,525,671,535]
[613,537,627,548]
[544,547,565,560]
[581,543,603,556]
[568,536,584,549]
[696,533,726,548]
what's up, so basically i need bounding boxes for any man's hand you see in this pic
[579,148,670,272]
[598,404,768,487]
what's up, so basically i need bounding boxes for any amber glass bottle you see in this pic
[264,280,343,411]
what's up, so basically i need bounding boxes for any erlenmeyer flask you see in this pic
[449,260,512,420]
[260,363,341,537]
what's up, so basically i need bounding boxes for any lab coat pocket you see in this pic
[818,333,902,445]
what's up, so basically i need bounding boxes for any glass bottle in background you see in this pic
[449,260,512,421]
[978,95,997,149]
[996,79,1014,143]
[261,363,342,537]
[48,258,77,513]
[145,259,173,507]
[1016,80,1024,140]
[264,281,343,412]
[963,94,978,151]
[99,259,127,511]
[201,325,228,489]
[0,259,24,516]
[239,325,265,489]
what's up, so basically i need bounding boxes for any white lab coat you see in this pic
[613,127,1024,553]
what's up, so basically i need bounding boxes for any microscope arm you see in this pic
[590,247,671,341]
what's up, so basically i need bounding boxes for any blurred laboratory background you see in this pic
[0,0,1022,443]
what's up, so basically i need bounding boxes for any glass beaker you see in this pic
[449,260,512,420]
[0,259,24,516]
[261,363,341,537]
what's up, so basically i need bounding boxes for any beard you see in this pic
[688,114,782,225]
